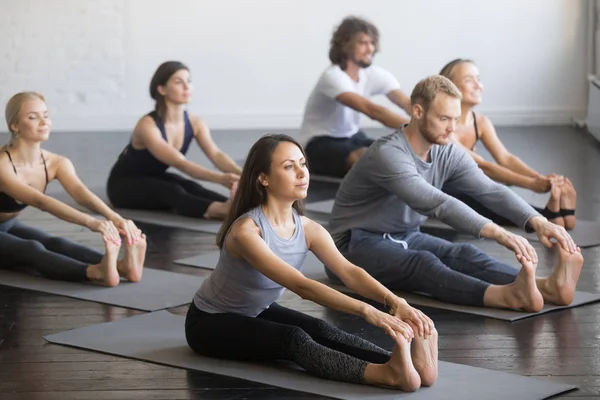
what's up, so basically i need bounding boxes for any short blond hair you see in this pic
[5,92,46,134]
[410,75,462,111]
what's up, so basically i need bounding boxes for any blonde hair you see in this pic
[5,92,46,134]
[439,58,475,82]
[410,75,462,111]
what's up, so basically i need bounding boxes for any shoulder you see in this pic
[133,114,161,136]
[228,216,262,244]
[321,65,350,83]
[474,112,494,135]
[188,113,209,135]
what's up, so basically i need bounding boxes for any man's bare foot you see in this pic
[560,179,577,230]
[384,336,421,391]
[538,247,583,305]
[117,233,147,282]
[86,237,121,287]
[502,258,544,312]
[411,328,438,387]
[546,183,564,227]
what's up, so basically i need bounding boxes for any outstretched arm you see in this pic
[451,135,550,193]
[479,115,544,178]
[227,218,415,340]
[336,92,409,129]
[191,116,242,175]
[386,89,412,116]
[55,156,141,244]
[305,218,433,337]
[135,117,231,187]
[0,156,120,243]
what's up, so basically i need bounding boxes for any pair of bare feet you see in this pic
[485,246,584,312]
[366,329,438,392]
[545,178,577,230]
[86,233,147,287]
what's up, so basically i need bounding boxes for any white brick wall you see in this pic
[0,0,591,132]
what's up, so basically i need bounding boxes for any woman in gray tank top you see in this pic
[185,134,437,392]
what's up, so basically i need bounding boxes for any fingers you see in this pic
[556,230,577,253]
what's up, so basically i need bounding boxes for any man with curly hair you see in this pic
[299,16,412,178]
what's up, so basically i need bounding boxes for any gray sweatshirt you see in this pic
[329,129,540,243]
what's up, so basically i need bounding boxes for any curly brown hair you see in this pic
[329,17,379,70]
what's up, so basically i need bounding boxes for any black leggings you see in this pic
[443,186,544,227]
[185,302,391,384]
[0,218,101,281]
[107,172,227,218]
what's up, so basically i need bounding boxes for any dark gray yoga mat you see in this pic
[175,250,600,322]
[44,310,575,400]
[304,200,600,247]
[55,188,224,234]
[0,268,203,311]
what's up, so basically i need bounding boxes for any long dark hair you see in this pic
[149,61,189,120]
[329,16,379,70]
[216,134,306,248]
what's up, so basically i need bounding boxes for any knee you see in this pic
[456,243,483,258]
[20,239,46,254]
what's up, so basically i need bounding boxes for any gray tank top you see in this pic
[193,206,308,317]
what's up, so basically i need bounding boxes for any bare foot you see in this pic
[86,237,121,287]
[546,183,564,227]
[117,233,147,282]
[411,328,438,387]
[503,258,544,312]
[538,247,583,305]
[385,336,421,391]
[560,179,577,230]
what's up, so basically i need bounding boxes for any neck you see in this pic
[261,197,295,227]
[403,120,433,161]
[6,138,42,166]
[344,61,361,82]
[162,102,185,124]
[458,103,475,125]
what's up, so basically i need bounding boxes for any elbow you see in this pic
[292,277,316,301]
[364,104,384,121]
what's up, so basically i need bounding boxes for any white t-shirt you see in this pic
[299,65,401,144]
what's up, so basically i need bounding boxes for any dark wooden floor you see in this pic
[1,126,600,399]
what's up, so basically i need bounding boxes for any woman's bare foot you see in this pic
[546,183,564,227]
[537,247,583,305]
[117,233,147,282]
[485,257,544,312]
[86,237,121,287]
[560,179,577,230]
[363,335,420,391]
[206,182,238,220]
[411,328,438,387]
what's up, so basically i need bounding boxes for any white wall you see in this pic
[0,0,589,132]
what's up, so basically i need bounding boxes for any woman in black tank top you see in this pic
[440,59,577,230]
[106,61,243,220]
[0,92,146,286]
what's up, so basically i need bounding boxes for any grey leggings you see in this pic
[0,217,102,281]
[185,302,391,384]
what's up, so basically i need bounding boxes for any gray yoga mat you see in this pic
[44,310,575,400]
[55,188,224,234]
[304,200,600,248]
[0,268,203,311]
[175,250,600,322]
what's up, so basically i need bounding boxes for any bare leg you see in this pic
[363,335,421,391]
[411,328,439,387]
[536,247,584,305]
[483,257,544,312]
[117,232,147,282]
[86,236,121,287]
[560,179,577,230]
[546,183,564,227]
[345,147,369,171]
